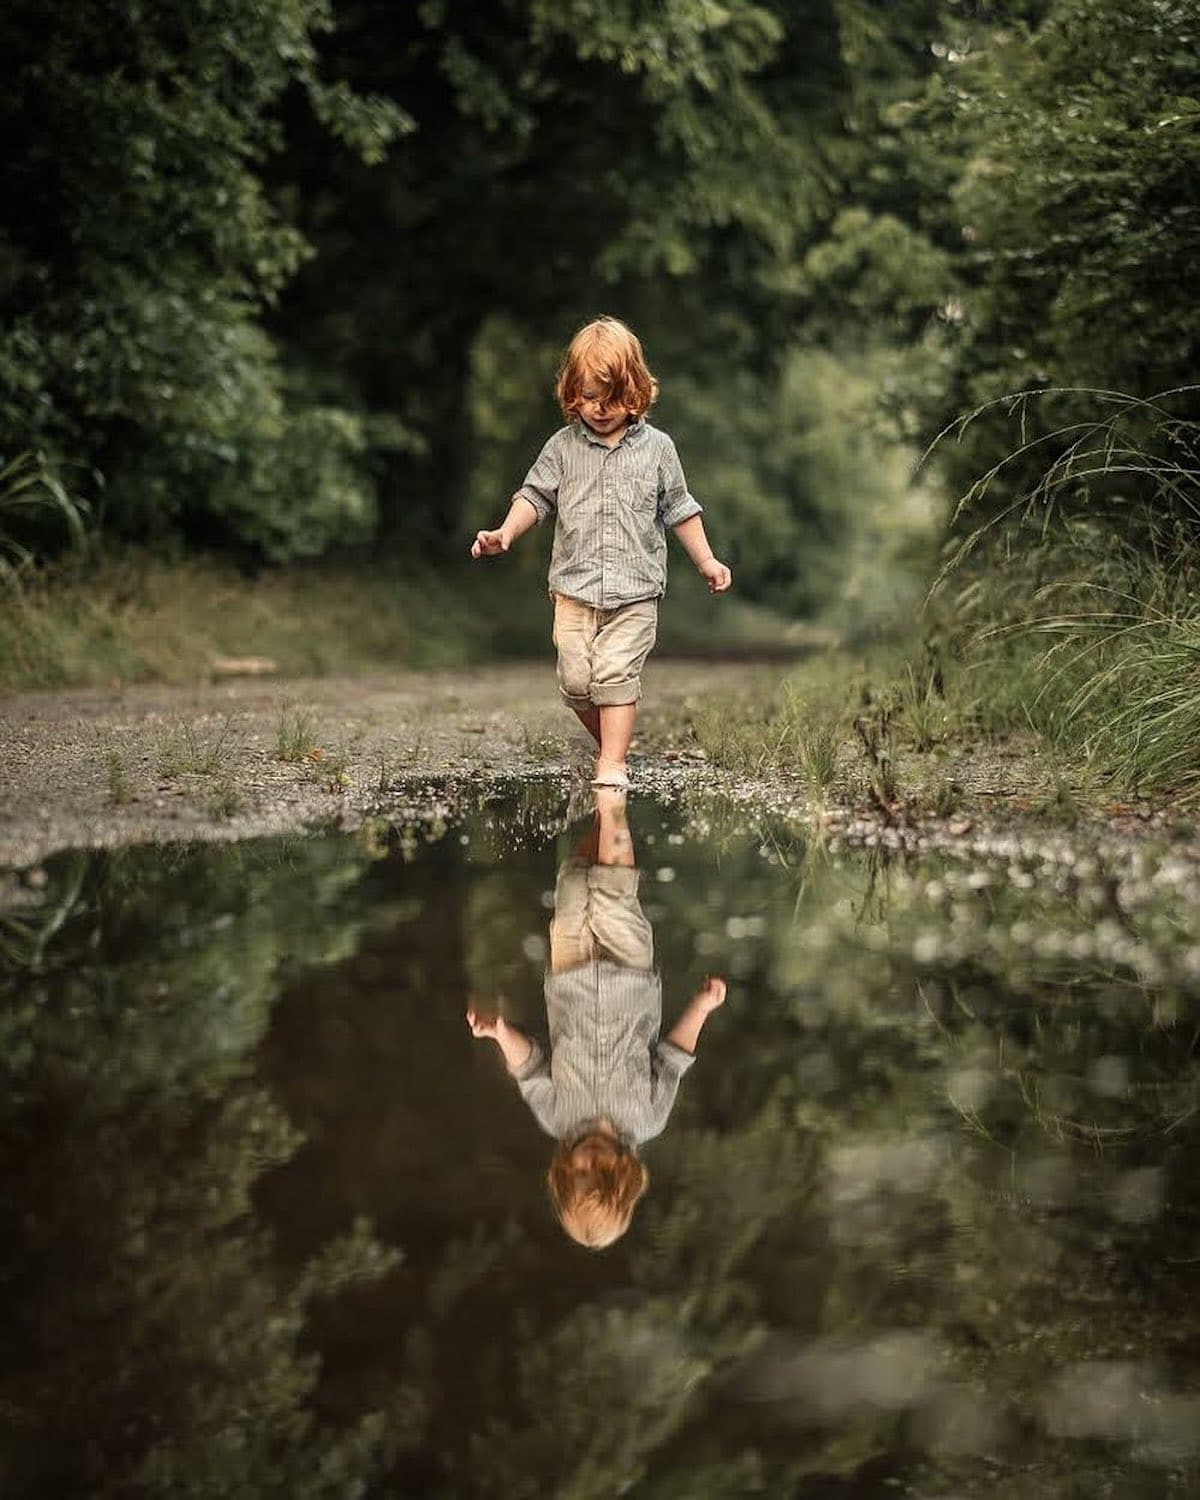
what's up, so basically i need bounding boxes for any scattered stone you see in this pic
[210,656,278,678]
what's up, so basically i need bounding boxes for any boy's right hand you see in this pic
[471,528,509,559]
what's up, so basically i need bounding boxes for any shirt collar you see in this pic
[575,416,647,449]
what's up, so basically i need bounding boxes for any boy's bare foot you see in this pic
[591,760,631,790]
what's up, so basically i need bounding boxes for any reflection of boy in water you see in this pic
[467,788,725,1249]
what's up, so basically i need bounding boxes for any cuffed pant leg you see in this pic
[549,864,595,972]
[552,593,598,708]
[586,864,655,971]
[590,600,658,706]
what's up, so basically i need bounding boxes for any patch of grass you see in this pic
[0,551,801,695]
[930,776,964,818]
[1060,615,1200,802]
[319,742,352,793]
[923,384,1200,803]
[897,656,945,753]
[158,716,239,776]
[276,704,317,762]
[689,664,857,794]
[689,702,772,775]
[685,394,1200,818]
[105,750,133,806]
[853,696,900,813]
[206,777,245,820]
[795,721,842,802]
[921,521,1200,801]
[0,452,89,592]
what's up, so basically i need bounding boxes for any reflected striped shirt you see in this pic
[513,961,696,1146]
[513,417,703,609]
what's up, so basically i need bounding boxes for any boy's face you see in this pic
[577,376,630,436]
[569,1129,615,1168]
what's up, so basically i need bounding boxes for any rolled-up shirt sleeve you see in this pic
[657,437,703,529]
[513,434,562,524]
[646,1039,697,1139]
[512,1039,557,1138]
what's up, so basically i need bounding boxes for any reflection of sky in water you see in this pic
[0,780,1198,1495]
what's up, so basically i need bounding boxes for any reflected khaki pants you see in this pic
[551,592,658,709]
[549,863,654,973]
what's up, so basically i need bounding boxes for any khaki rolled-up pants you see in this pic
[549,863,654,973]
[551,592,658,709]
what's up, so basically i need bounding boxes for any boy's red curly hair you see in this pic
[547,1128,649,1250]
[556,317,659,424]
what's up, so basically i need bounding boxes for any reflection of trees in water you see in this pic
[698,808,1200,1491]
[263,796,1200,1493]
[0,840,416,1496]
[2,798,1199,1495]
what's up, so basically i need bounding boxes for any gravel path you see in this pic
[0,660,772,868]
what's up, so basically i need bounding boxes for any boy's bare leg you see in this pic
[570,815,601,865]
[595,787,634,866]
[570,704,602,746]
[596,703,637,780]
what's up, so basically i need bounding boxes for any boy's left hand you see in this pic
[697,975,727,1012]
[698,556,732,594]
[466,1000,502,1038]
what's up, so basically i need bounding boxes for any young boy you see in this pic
[466,786,727,1249]
[470,316,732,790]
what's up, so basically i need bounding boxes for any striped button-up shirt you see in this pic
[514,418,704,609]
[513,961,696,1146]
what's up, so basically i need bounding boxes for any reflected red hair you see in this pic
[556,317,659,423]
[547,1130,649,1250]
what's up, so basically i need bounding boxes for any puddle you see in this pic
[1,780,1198,1496]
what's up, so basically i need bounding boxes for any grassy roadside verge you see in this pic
[658,625,1191,832]
[673,385,1200,828]
[0,552,802,695]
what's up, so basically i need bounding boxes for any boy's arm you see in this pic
[648,977,726,1137]
[658,438,732,593]
[471,497,539,558]
[664,976,727,1054]
[466,1004,535,1072]
[471,435,561,559]
[466,1004,558,1138]
[672,515,732,594]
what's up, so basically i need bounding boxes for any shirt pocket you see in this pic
[622,477,658,513]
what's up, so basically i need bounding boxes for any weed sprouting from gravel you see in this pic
[158,716,239,776]
[106,751,133,805]
[276,703,317,762]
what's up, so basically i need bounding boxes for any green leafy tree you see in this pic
[0,0,409,559]
[891,0,1200,520]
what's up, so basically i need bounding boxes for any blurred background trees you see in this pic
[1,0,1197,618]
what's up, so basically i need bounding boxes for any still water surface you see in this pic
[1,780,1198,1497]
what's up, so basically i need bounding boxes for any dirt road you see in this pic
[0,660,770,867]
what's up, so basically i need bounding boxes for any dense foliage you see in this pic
[1,0,1197,600]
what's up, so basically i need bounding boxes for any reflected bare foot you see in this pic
[591,760,630,790]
